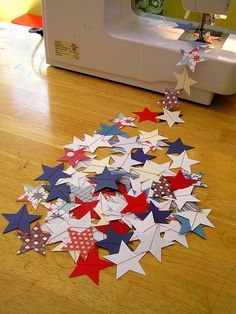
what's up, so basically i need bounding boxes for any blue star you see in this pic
[2,205,41,234]
[131,148,156,164]
[174,22,194,32]
[90,167,123,192]
[136,202,172,224]
[96,123,128,138]
[166,138,193,154]
[35,163,71,185]
[96,227,133,254]
[174,215,206,238]
[43,183,71,202]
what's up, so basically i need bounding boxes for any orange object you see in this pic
[11,14,43,28]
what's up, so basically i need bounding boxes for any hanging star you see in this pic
[71,197,100,219]
[167,151,199,172]
[158,89,182,110]
[70,246,113,285]
[90,167,123,193]
[166,138,193,154]
[62,226,95,260]
[2,205,41,234]
[177,47,206,72]
[104,241,145,279]
[133,107,161,123]
[111,113,136,129]
[43,183,71,203]
[80,134,112,153]
[158,108,185,128]
[58,148,91,167]
[111,153,142,172]
[83,156,111,174]
[96,123,128,138]
[174,68,197,95]
[35,163,71,185]
[96,227,133,254]
[174,22,194,32]
[165,170,197,191]
[17,184,48,210]
[131,148,155,164]
[16,223,50,255]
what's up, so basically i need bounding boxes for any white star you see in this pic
[158,108,185,128]
[173,186,199,209]
[104,241,146,279]
[139,129,167,147]
[161,220,189,248]
[80,134,112,153]
[177,208,214,230]
[64,136,83,150]
[83,156,111,174]
[112,136,145,153]
[111,153,142,172]
[167,151,199,172]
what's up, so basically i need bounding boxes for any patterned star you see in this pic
[177,47,206,72]
[159,89,181,109]
[96,123,128,138]
[17,184,47,210]
[58,148,90,167]
[111,113,136,129]
[16,223,50,255]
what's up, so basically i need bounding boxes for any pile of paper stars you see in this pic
[2,47,214,285]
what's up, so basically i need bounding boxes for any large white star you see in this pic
[168,151,199,172]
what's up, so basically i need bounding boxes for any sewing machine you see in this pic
[42,0,236,105]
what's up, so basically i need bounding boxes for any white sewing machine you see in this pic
[42,0,236,105]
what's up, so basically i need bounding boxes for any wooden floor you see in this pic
[0,22,236,314]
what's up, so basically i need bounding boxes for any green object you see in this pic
[135,0,165,15]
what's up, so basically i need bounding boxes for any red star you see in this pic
[58,148,90,167]
[165,170,197,191]
[69,246,113,285]
[71,197,100,219]
[133,107,161,123]
[95,220,130,235]
[119,184,149,214]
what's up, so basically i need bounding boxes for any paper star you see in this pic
[43,183,71,202]
[83,156,111,174]
[158,89,181,109]
[95,221,130,235]
[17,184,47,210]
[136,224,173,261]
[69,185,96,202]
[80,134,112,153]
[174,68,197,95]
[58,148,90,167]
[112,135,144,154]
[130,212,157,239]
[111,113,136,129]
[96,227,133,254]
[174,215,206,238]
[104,241,145,279]
[139,129,167,147]
[166,138,193,155]
[62,226,95,259]
[158,108,185,128]
[52,242,80,262]
[90,167,123,193]
[35,163,71,185]
[176,208,214,231]
[56,168,88,187]
[42,199,78,222]
[64,136,83,150]
[2,205,41,234]
[111,153,142,172]
[174,22,194,32]
[96,123,128,138]
[168,151,199,172]
[70,246,113,285]
[161,220,189,248]
[71,198,100,219]
[136,201,172,224]
[133,107,161,123]
[182,170,208,188]
[131,149,155,164]
[151,177,175,199]
[120,185,149,214]
[173,186,199,209]
[177,47,206,72]
[165,170,197,191]
[16,223,50,255]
